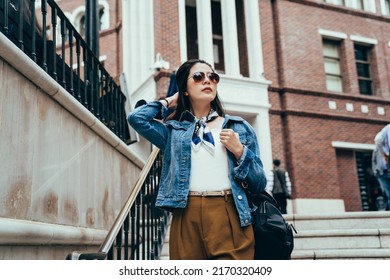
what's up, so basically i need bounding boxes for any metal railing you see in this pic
[66,148,171,260]
[0,0,134,144]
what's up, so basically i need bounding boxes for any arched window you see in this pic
[73,0,110,38]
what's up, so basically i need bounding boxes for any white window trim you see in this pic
[350,35,378,45]
[319,29,347,40]
[332,141,375,151]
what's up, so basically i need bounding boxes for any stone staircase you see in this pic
[159,211,390,260]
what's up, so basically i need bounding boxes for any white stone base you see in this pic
[287,198,345,214]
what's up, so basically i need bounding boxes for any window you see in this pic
[323,39,343,92]
[73,1,109,38]
[324,0,376,12]
[346,0,363,10]
[211,0,224,73]
[324,0,344,5]
[354,44,373,95]
[185,0,226,73]
[78,8,104,37]
[382,0,390,15]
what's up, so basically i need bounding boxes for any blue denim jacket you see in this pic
[128,101,266,227]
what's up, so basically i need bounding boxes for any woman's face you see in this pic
[186,63,218,106]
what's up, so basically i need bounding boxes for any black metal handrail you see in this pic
[0,0,134,144]
[66,147,171,260]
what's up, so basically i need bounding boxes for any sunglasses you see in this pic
[188,71,220,84]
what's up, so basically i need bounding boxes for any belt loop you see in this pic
[224,190,228,202]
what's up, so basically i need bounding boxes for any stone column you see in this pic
[220,0,240,76]
[196,0,214,65]
[244,0,265,80]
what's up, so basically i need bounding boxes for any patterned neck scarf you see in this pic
[192,110,219,154]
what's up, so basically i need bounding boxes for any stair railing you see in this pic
[0,0,134,144]
[66,147,170,260]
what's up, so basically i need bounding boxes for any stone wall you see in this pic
[0,33,144,259]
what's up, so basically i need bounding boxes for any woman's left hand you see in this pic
[220,129,244,161]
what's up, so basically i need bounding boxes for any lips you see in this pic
[202,87,212,92]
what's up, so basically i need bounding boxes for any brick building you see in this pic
[261,0,390,213]
[56,0,390,214]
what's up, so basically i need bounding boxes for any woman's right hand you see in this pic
[166,92,179,109]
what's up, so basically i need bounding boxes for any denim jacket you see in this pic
[128,101,267,227]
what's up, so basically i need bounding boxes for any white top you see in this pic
[189,129,232,191]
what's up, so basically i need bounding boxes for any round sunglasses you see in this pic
[188,71,220,84]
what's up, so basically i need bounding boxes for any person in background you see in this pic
[372,124,390,210]
[128,59,267,260]
[265,159,292,214]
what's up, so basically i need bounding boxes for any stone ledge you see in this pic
[0,217,107,245]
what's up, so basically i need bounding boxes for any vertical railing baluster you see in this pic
[83,47,89,108]
[130,205,136,260]
[135,193,141,260]
[114,86,119,135]
[115,227,122,260]
[18,0,24,51]
[69,28,74,96]
[150,176,155,259]
[146,176,152,259]
[95,65,101,120]
[30,0,36,62]
[41,0,48,72]
[4,0,9,35]
[51,6,57,80]
[151,185,157,260]
[61,19,66,88]
[124,215,129,260]
[141,181,146,260]
[89,54,95,113]
[101,75,107,123]
[76,38,81,101]
[119,93,124,140]
[109,80,114,131]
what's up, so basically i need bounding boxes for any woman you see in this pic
[128,59,266,259]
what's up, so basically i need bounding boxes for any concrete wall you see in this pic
[0,33,145,259]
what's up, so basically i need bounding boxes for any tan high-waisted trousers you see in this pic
[169,194,254,260]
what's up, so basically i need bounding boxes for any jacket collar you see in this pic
[178,110,196,123]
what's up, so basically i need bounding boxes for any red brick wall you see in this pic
[263,0,390,210]
[154,0,181,71]
[336,149,362,211]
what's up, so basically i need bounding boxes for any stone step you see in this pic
[293,228,390,250]
[286,211,390,231]
[292,248,390,260]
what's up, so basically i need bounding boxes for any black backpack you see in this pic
[246,190,296,260]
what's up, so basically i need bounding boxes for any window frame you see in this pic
[322,38,344,93]
[354,43,373,95]
[324,0,376,12]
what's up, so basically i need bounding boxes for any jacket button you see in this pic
[244,219,249,224]
[238,195,243,200]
